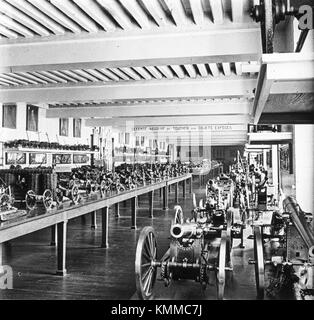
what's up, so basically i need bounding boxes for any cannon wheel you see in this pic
[71,185,80,204]
[0,193,11,209]
[173,205,184,225]
[43,189,54,210]
[217,230,228,300]
[226,209,234,256]
[135,226,157,300]
[55,189,63,205]
[25,190,36,210]
[100,180,107,198]
[254,226,265,299]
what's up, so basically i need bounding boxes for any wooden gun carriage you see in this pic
[250,196,314,300]
[135,200,234,300]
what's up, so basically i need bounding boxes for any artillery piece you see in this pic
[25,178,80,210]
[71,167,106,198]
[135,205,233,300]
[54,178,81,206]
[249,196,314,300]
[204,176,245,247]
[25,189,56,210]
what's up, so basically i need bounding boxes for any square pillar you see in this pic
[56,221,67,276]
[174,182,179,203]
[149,191,154,218]
[50,224,57,246]
[163,186,169,210]
[115,203,120,218]
[101,207,109,248]
[182,180,186,199]
[0,243,3,273]
[294,125,314,217]
[271,145,279,201]
[131,197,137,229]
[91,210,97,229]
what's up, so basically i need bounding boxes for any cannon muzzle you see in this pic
[207,197,217,209]
[170,223,201,239]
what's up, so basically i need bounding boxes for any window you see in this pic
[73,118,81,138]
[59,118,69,136]
[119,132,124,144]
[2,104,16,129]
[26,105,38,131]
[141,136,145,146]
[135,136,140,146]
[125,132,130,145]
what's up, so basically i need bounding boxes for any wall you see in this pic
[0,102,92,167]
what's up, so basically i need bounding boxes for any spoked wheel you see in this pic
[100,180,106,198]
[173,205,184,225]
[55,189,63,206]
[0,193,11,210]
[71,185,80,204]
[254,226,265,299]
[43,189,54,210]
[217,230,228,300]
[226,210,234,255]
[135,226,158,300]
[85,180,92,195]
[25,190,36,210]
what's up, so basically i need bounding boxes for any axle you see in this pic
[152,260,233,272]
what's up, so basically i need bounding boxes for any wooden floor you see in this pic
[0,182,261,300]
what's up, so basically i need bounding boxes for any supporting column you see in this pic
[131,197,137,229]
[294,125,314,222]
[182,180,186,199]
[189,177,193,194]
[0,243,3,273]
[163,186,169,210]
[174,182,179,203]
[159,188,162,197]
[101,207,109,248]
[149,191,154,218]
[263,149,267,169]
[50,224,57,246]
[56,221,67,276]
[91,210,97,229]
[115,203,120,218]
[271,145,279,202]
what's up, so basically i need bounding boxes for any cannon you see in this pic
[135,205,233,300]
[55,178,81,206]
[25,189,56,210]
[71,167,106,198]
[249,196,314,300]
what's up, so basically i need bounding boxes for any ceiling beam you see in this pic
[0,77,257,104]
[0,27,261,73]
[252,53,314,124]
[85,114,251,127]
[46,100,251,118]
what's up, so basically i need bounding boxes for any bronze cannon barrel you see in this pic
[170,223,202,239]
[283,196,314,250]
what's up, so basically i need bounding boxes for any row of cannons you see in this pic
[0,162,190,220]
[135,171,314,300]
